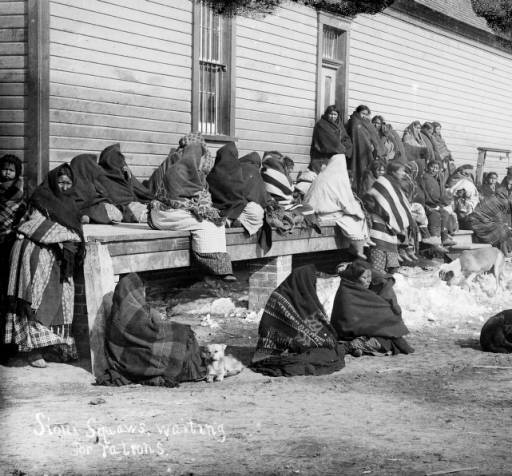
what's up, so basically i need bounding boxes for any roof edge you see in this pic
[390,0,512,54]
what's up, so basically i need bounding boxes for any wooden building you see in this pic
[1,0,512,193]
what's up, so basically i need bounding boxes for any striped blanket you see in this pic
[261,154,293,210]
[368,175,413,238]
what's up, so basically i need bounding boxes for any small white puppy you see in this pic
[202,344,244,383]
[439,247,505,290]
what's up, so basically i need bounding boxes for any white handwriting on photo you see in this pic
[33,412,226,458]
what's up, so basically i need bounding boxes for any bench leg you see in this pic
[83,241,116,377]
[248,255,292,310]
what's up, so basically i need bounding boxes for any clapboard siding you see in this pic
[48,0,192,172]
[0,0,26,163]
[235,3,317,168]
[348,10,512,176]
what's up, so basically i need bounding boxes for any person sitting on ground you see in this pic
[331,259,414,357]
[97,273,206,387]
[69,153,122,224]
[310,105,352,174]
[305,153,372,260]
[346,105,386,193]
[480,171,503,198]
[480,310,512,354]
[98,143,154,223]
[468,189,512,255]
[402,121,429,175]
[359,159,386,196]
[0,154,26,362]
[4,163,84,368]
[368,161,418,264]
[148,140,236,282]
[418,160,456,246]
[251,265,345,377]
[207,142,264,236]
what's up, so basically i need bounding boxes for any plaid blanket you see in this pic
[0,177,25,243]
[97,273,206,387]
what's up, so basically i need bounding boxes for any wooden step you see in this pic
[451,229,474,246]
[450,243,492,251]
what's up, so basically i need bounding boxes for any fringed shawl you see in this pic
[97,273,206,387]
[207,142,248,219]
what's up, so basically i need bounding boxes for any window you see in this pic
[316,14,350,121]
[193,2,235,139]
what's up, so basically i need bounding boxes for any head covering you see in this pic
[261,152,294,209]
[239,152,271,208]
[29,163,83,238]
[97,273,206,387]
[206,142,248,219]
[98,143,153,206]
[0,154,25,241]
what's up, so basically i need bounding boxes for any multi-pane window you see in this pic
[194,2,234,137]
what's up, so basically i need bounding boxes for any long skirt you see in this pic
[149,205,232,275]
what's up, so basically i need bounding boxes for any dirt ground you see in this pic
[2,268,512,476]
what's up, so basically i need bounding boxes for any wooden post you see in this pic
[83,241,116,378]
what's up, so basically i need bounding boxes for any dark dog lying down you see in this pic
[480,310,512,353]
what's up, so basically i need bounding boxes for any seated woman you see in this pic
[4,163,84,368]
[360,159,386,196]
[207,142,264,236]
[331,260,414,357]
[148,141,236,282]
[420,123,442,163]
[468,189,512,254]
[480,171,503,198]
[402,121,429,175]
[431,122,455,177]
[97,273,205,387]
[98,143,154,223]
[372,115,395,162]
[251,265,345,377]
[260,150,295,210]
[69,153,122,224]
[305,154,372,259]
[346,105,386,193]
[368,161,418,262]
[310,105,352,174]
[501,166,512,195]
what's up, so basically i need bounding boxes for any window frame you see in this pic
[316,12,351,122]
[192,1,236,142]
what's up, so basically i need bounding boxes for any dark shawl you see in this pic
[97,273,206,387]
[207,142,248,219]
[431,131,451,161]
[310,113,353,162]
[480,310,512,353]
[419,172,447,208]
[29,163,85,275]
[239,152,271,208]
[98,143,154,206]
[331,263,410,340]
[387,128,407,164]
[402,124,429,174]
[420,129,441,162]
[69,154,112,224]
[346,111,386,193]
[251,265,345,377]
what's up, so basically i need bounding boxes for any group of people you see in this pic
[1,101,511,371]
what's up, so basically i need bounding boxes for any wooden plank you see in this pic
[0,2,26,15]
[0,28,25,42]
[100,0,192,23]
[49,136,173,155]
[0,15,25,28]
[0,136,24,148]
[0,123,24,136]
[83,241,114,378]
[0,109,24,121]
[84,223,190,243]
[50,83,190,113]
[236,107,315,129]
[112,249,191,274]
[0,42,25,55]
[107,237,191,257]
[50,96,190,124]
[0,96,25,108]
[0,56,25,68]
[0,69,26,82]
[0,82,25,94]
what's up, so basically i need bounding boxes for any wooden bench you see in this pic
[81,222,343,376]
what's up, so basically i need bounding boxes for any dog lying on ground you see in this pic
[480,310,512,353]
[202,344,244,383]
[438,247,505,290]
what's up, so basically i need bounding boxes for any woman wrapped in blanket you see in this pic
[468,189,512,255]
[251,265,345,377]
[368,161,419,263]
[69,153,122,224]
[305,154,372,260]
[4,163,85,368]
[97,273,205,387]
[148,140,236,282]
[207,142,265,236]
[98,143,154,223]
[331,259,414,357]
[402,121,429,175]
